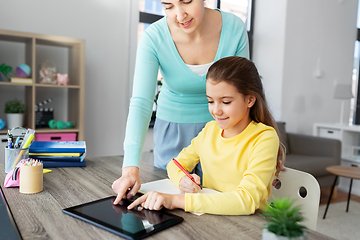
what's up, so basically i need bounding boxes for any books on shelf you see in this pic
[10,77,33,84]
[29,141,86,167]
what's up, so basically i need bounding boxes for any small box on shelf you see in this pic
[351,146,360,159]
[35,132,77,141]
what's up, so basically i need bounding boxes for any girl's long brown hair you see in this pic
[206,56,285,177]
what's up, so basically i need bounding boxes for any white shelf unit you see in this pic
[313,123,360,162]
[313,123,360,195]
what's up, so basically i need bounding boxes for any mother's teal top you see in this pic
[123,10,249,168]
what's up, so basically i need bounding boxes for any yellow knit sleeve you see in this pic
[184,128,279,215]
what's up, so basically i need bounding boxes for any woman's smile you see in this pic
[180,19,193,28]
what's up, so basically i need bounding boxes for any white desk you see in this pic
[313,123,360,195]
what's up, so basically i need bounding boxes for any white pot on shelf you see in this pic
[262,229,307,240]
[6,113,24,129]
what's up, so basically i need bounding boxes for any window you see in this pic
[352,2,360,124]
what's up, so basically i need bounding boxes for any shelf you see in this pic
[0,128,80,135]
[0,82,81,88]
[35,84,80,89]
[342,157,360,163]
[314,123,360,164]
[0,81,33,86]
[0,28,85,141]
[34,128,80,133]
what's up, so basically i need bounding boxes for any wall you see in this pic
[253,0,358,134]
[2,0,358,158]
[251,0,287,121]
[0,0,134,158]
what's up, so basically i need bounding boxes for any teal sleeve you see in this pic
[235,22,249,58]
[123,32,159,168]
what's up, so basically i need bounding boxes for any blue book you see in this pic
[42,159,86,168]
[29,141,86,153]
[29,155,84,162]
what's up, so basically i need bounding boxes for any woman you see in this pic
[112,0,249,204]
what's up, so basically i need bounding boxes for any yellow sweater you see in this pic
[166,121,279,215]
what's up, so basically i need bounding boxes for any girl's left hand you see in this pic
[127,191,185,211]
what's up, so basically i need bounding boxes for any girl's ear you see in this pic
[247,96,256,108]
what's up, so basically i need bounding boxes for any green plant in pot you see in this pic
[262,197,307,240]
[4,99,25,129]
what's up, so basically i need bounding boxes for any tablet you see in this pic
[62,193,183,240]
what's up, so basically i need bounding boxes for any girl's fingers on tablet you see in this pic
[128,193,147,209]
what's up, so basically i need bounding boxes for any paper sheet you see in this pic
[140,179,219,216]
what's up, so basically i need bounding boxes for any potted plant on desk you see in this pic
[4,99,25,129]
[261,197,307,240]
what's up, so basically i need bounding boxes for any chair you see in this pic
[269,167,321,231]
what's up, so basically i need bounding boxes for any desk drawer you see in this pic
[319,128,341,140]
[35,133,77,141]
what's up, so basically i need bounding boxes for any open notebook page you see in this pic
[140,179,219,216]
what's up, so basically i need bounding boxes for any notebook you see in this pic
[140,179,219,216]
[29,141,86,153]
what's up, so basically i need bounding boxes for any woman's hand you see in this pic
[127,191,185,211]
[179,174,202,193]
[112,166,141,205]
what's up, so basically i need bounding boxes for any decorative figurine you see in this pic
[15,64,31,78]
[39,60,56,84]
[56,73,69,86]
[0,63,14,81]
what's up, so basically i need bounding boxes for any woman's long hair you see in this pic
[206,56,285,177]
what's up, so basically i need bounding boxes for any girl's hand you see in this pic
[179,174,202,193]
[127,191,185,211]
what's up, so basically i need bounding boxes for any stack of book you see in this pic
[10,77,33,84]
[29,141,86,168]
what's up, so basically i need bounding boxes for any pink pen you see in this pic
[172,158,202,189]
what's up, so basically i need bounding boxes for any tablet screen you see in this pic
[62,194,183,240]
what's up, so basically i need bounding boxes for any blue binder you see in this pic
[29,141,86,153]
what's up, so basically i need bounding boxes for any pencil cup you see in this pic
[19,163,43,194]
[4,147,29,173]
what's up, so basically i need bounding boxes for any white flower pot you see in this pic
[6,113,24,129]
[262,229,307,240]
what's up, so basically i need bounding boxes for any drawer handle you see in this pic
[327,131,334,134]
[1,139,8,143]
[51,137,61,140]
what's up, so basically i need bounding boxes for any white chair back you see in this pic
[269,167,320,231]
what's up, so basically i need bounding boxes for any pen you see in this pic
[15,137,20,148]
[172,158,202,189]
[7,138,12,148]
[12,133,34,168]
[20,129,35,149]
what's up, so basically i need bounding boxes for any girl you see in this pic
[112,0,249,204]
[128,57,285,215]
